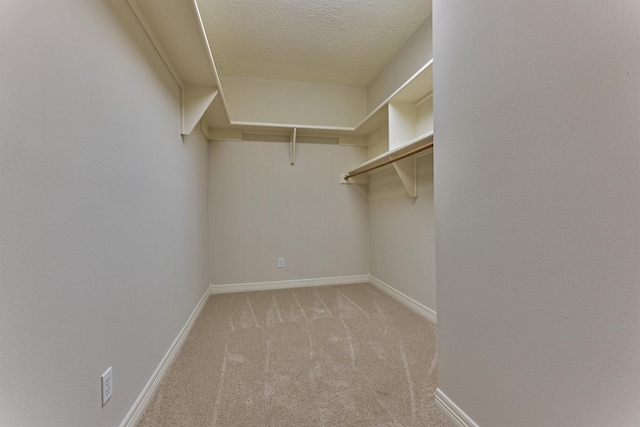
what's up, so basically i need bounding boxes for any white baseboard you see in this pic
[435,388,479,427]
[120,286,211,427]
[209,275,370,294]
[368,275,437,325]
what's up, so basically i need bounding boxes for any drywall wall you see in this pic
[367,125,390,159]
[0,1,209,425]
[367,16,432,113]
[434,1,640,426]
[369,154,436,313]
[208,140,369,286]
[220,75,367,128]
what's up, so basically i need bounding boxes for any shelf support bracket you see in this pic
[340,173,368,185]
[290,128,297,165]
[393,156,417,197]
[181,86,218,135]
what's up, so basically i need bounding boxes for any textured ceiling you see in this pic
[197,0,431,87]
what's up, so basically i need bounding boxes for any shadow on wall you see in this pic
[101,0,179,113]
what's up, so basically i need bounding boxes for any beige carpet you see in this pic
[137,283,454,426]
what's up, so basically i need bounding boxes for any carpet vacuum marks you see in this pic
[138,283,453,427]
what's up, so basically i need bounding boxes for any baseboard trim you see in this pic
[209,275,370,294]
[120,286,211,427]
[368,275,437,324]
[435,388,479,427]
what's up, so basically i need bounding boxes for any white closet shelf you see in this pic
[345,131,434,178]
[342,58,433,197]
[127,0,230,135]
[354,59,433,135]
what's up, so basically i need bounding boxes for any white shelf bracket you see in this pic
[393,156,417,197]
[340,173,368,185]
[181,86,218,135]
[290,128,297,165]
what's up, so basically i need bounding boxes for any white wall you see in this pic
[0,1,209,425]
[208,140,369,285]
[434,1,640,426]
[220,75,367,128]
[366,16,432,113]
[369,154,436,313]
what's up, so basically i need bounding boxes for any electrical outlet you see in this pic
[101,367,112,406]
[278,258,284,268]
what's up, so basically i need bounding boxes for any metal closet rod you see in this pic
[344,141,434,180]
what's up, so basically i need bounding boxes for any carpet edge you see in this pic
[435,388,479,427]
[209,275,370,294]
[119,286,211,427]
[369,275,437,325]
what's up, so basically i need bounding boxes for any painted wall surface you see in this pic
[367,16,432,113]
[434,1,640,426]
[0,1,209,425]
[367,125,390,159]
[220,75,367,128]
[369,154,436,313]
[209,140,369,285]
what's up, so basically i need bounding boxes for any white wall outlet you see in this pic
[278,258,284,268]
[101,367,112,406]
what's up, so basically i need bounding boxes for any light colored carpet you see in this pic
[137,283,454,426]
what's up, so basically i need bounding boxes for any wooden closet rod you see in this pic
[344,141,434,180]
